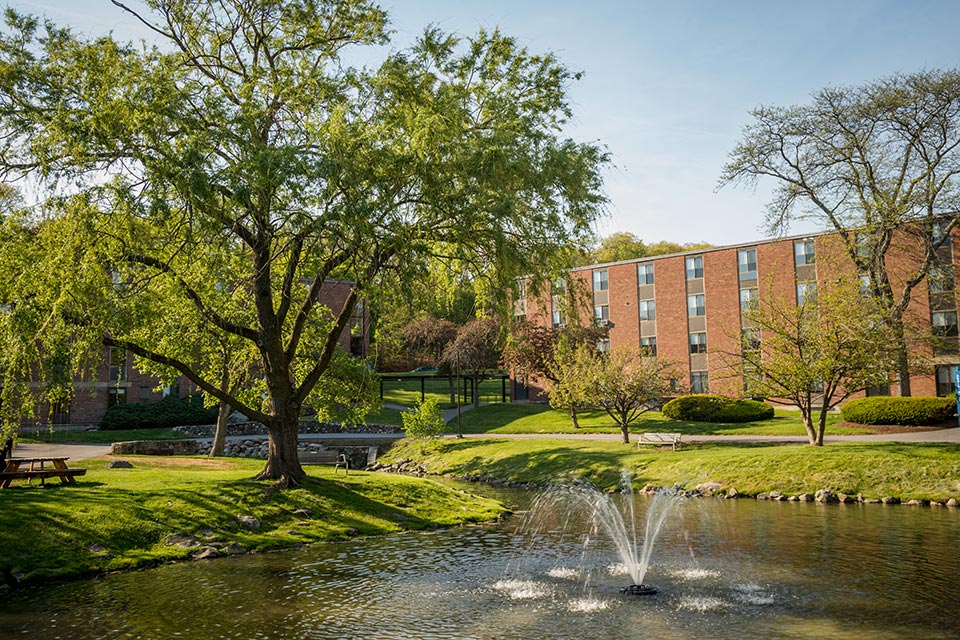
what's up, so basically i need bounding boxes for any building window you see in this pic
[551,309,566,328]
[685,256,703,279]
[860,274,872,297]
[108,347,126,382]
[936,365,959,396]
[691,371,709,394]
[741,328,760,351]
[163,382,180,398]
[637,264,654,285]
[640,336,657,356]
[593,269,608,291]
[794,239,816,266]
[138,386,151,402]
[108,387,126,407]
[669,378,680,392]
[929,265,956,293]
[932,311,959,337]
[597,338,611,353]
[933,219,951,246]
[866,384,891,397]
[797,282,816,306]
[738,249,757,281]
[855,232,870,258]
[687,294,705,317]
[594,305,610,325]
[639,300,656,321]
[739,287,758,312]
[689,332,707,354]
[552,277,567,296]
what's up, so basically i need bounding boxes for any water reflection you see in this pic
[1,495,958,639]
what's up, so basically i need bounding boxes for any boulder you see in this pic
[725,487,739,499]
[798,493,813,502]
[192,546,220,560]
[164,533,199,548]
[236,515,261,530]
[947,498,958,508]
[222,543,247,556]
[106,460,133,469]
[881,496,901,505]
[696,482,723,496]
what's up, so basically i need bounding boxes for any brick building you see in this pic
[514,225,960,403]
[33,280,369,426]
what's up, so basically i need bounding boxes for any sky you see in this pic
[9,0,960,246]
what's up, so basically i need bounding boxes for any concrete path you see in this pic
[10,442,113,461]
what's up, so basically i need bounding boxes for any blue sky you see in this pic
[10,0,960,246]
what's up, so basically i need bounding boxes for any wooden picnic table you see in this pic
[0,456,86,489]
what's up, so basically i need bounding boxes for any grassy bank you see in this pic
[384,438,960,502]
[0,456,505,585]
[448,403,879,436]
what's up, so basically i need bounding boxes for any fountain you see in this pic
[514,473,681,597]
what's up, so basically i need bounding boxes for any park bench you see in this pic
[637,433,683,451]
[298,450,350,475]
[1,457,87,489]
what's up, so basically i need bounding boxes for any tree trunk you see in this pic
[815,405,830,447]
[620,421,630,445]
[256,387,306,485]
[472,375,480,409]
[209,399,230,457]
[570,405,580,429]
[799,400,819,446]
[891,319,912,397]
[448,374,456,405]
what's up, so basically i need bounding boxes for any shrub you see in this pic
[662,394,774,423]
[840,396,956,426]
[401,398,447,441]
[100,393,219,430]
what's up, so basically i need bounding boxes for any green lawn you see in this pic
[0,456,505,585]
[384,437,960,502]
[379,374,509,409]
[449,403,872,436]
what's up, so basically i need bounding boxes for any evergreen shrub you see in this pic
[100,393,218,430]
[840,396,956,426]
[662,394,774,423]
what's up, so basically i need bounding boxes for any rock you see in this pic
[227,411,249,424]
[293,509,313,519]
[164,533,199,548]
[192,546,220,560]
[106,460,134,469]
[787,496,798,502]
[222,543,247,556]
[836,493,854,504]
[862,497,881,504]
[86,543,108,554]
[769,491,784,501]
[904,499,923,506]
[814,489,838,503]
[931,501,944,507]
[881,496,901,505]
[756,492,769,501]
[725,487,739,499]
[798,494,813,502]
[236,515,261,530]
[947,498,958,508]
[697,482,723,495]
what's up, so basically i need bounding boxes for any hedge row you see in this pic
[840,396,956,426]
[100,393,219,430]
[661,394,774,423]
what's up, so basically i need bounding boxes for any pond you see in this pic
[1,490,958,640]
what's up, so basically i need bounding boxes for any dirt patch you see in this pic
[834,421,951,434]
[120,455,245,470]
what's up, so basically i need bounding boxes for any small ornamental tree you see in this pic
[547,340,598,429]
[441,318,503,408]
[401,397,447,452]
[732,278,897,446]
[587,349,677,444]
[501,322,605,427]
[401,316,459,368]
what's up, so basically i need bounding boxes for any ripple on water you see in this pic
[732,582,776,606]
[676,596,728,612]
[567,597,610,613]
[606,563,629,576]
[546,567,580,580]
[671,568,721,580]
[492,579,550,600]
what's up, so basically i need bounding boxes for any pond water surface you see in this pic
[1,492,958,639]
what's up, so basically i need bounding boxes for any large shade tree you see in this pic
[721,69,960,395]
[0,0,607,485]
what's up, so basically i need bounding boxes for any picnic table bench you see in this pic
[637,432,683,451]
[0,457,87,489]
[298,450,350,474]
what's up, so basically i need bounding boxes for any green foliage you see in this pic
[840,396,956,426]
[662,394,774,423]
[401,397,448,441]
[100,393,219,430]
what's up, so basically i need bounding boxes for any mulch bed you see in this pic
[833,421,955,434]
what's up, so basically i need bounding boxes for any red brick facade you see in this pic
[516,227,960,404]
[33,280,369,426]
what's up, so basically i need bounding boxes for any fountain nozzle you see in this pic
[620,584,658,596]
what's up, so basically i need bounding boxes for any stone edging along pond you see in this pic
[369,459,960,508]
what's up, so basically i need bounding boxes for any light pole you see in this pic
[456,351,462,438]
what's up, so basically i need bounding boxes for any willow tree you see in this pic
[721,70,960,395]
[0,1,607,485]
